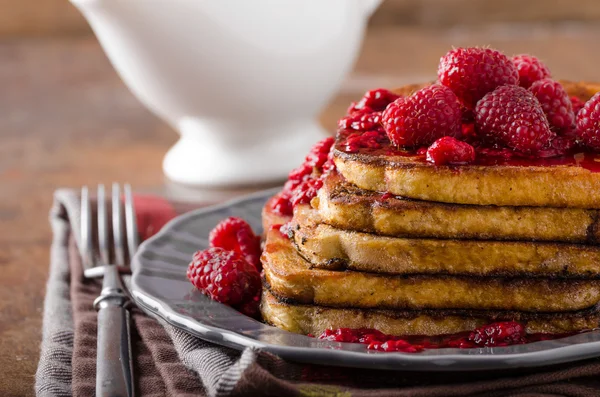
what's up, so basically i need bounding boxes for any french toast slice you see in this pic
[334,81,600,208]
[262,227,600,312]
[316,172,600,243]
[261,290,600,336]
[289,204,600,277]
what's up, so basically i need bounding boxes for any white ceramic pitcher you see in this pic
[70,0,381,186]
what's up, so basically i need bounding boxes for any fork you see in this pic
[81,183,137,397]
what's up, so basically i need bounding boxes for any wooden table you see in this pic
[2,24,600,396]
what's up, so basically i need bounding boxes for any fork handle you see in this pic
[94,264,134,397]
[96,303,134,397]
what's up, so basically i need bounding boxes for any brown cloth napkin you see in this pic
[35,189,600,397]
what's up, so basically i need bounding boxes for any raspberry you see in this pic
[290,177,323,207]
[575,92,600,150]
[187,248,261,306]
[321,156,336,175]
[460,104,475,123]
[426,137,475,165]
[133,195,178,241]
[271,137,334,216]
[529,79,574,130]
[288,163,313,183]
[468,321,526,347]
[475,85,555,153]
[344,130,388,153]
[382,84,462,147]
[209,217,261,271]
[304,137,334,170]
[438,47,519,108]
[461,123,478,143]
[512,54,551,88]
[571,96,585,116]
[338,111,382,132]
[270,192,293,216]
[347,89,400,113]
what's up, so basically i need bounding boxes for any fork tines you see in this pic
[81,183,139,277]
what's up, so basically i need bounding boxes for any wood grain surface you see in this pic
[2,24,600,396]
[3,0,600,37]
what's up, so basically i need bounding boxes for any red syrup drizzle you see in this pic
[318,322,583,353]
[337,128,600,172]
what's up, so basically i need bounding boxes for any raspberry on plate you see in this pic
[426,136,476,165]
[438,47,519,108]
[529,79,574,131]
[468,321,526,347]
[382,84,462,147]
[512,54,551,88]
[576,92,600,150]
[209,217,262,271]
[347,88,400,114]
[187,248,261,306]
[475,85,555,153]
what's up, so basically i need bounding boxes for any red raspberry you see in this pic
[438,47,519,108]
[290,178,323,207]
[304,137,334,170]
[187,248,261,306]
[272,140,332,215]
[347,89,400,113]
[382,84,462,147]
[270,192,293,216]
[512,54,551,88]
[426,137,475,165]
[571,96,585,116]
[475,85,555,153]
[461,123,478,144]
[344,130,388,153]
[287,163,312,184]
[209,217,261,271]
[338,111,382,132]
[321,156,336,175]
[133,195,178,241]
[271,137,335,216]
[529,79,574,131]
[575,92,600,150]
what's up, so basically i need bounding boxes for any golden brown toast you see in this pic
[316,172,600,243]
[261,290,600,336]
[262,227,600,312]
[334,81,600,208]
[289,204,600,277]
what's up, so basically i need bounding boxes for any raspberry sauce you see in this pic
[318,322,582,353]
[337,129,600,173]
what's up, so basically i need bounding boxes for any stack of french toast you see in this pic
[260,78,600,338]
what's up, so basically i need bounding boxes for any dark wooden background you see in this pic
[2,1,600,395]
